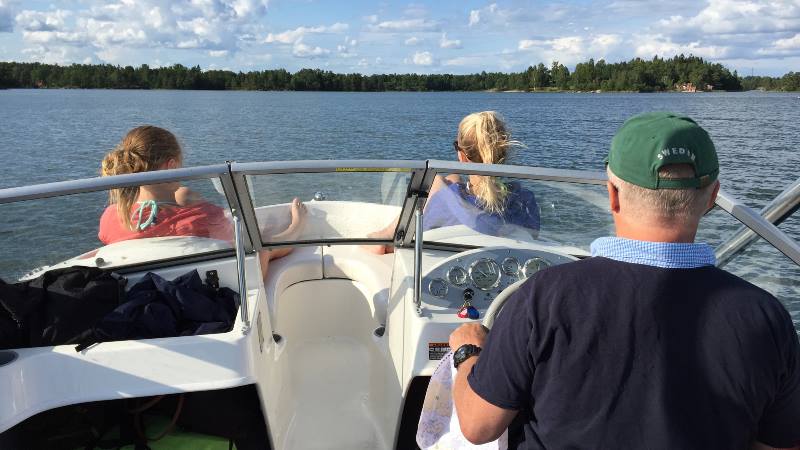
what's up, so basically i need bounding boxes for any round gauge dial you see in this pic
[447,266,468,286]
[428,278,448,298]
[468,258,501,291]
[522,257,549,278]
[501,257,520,275]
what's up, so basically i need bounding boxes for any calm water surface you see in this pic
[0,90,798,327]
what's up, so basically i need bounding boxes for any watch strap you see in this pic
[453,344,482,369]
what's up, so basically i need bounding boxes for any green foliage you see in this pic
[741,72,800,91]
[0,56,793,92]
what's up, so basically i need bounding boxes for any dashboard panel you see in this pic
[421,247,576,311]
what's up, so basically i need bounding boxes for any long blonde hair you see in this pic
[101,126,182,230]
[455,111,518,213]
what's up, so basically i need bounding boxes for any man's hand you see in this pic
[449,322,517,444]
[449,323,488,351]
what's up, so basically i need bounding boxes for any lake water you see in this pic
[0,89,798,329]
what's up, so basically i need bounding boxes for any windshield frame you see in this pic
[0,164,244,276]
[229,159,427,250]
[0,160,797,275]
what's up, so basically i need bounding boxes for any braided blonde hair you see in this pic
[101,126,182,230]
[455,111,518,213]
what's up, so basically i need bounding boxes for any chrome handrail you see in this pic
[716,178,800,267]
[0,165,230,204]
[426,160,608,185]
[413,203,424,316]
[715,189,800,266]
[233,215,250,332]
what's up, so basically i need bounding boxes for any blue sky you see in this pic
[0,0,798,76]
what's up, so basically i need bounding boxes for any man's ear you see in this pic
[165,158,180,170]
[607,181,620,213]
[707,180,720,211]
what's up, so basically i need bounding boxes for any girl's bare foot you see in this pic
[289,197,307,228]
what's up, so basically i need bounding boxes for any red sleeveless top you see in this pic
[98,202,233,245]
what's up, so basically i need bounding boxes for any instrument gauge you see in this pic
[447,266,468,286]
[468,258,501,291]
[522,257,549,278]
[501,257,520,275]
[428,278,448,298]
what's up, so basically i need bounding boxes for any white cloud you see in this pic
[405,36,421,45]
[15,9,71,32]
[518,34,624,65]
[364,14,378,24]
[411,50,434,66]
[758,32,800,56]
[265,22,348,44]
[439,32,462,49]
[442,55,484,66]
[658,0,800,36]
[23,44,91,64]
[13,0,271,63]
[367,18,439,32]
[466,2,536,28]
[292,41,329,58]
[634,34,730,59]
[468,9,480,27]
[774,33,800,50]
[335,35,357,57]
[209,49,229,57]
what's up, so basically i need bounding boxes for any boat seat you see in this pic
[322,246,394,322]
[263,246,323,313]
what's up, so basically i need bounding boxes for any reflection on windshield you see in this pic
[248,171,410,244]
[422,176,614,252]
[0,178,234,281]
[98,188,232,245]
[423,177,540,239]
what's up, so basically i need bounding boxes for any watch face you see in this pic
[453,344,481,368]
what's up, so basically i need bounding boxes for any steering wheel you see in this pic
[481,277,529,329]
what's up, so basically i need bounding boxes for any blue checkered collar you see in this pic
[590,236,716,269]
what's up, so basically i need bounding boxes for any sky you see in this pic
[0,0,798,76]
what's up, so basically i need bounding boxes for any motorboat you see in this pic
[0,160,798,449]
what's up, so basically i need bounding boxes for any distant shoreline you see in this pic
[5,56,798,92]
[2,87,791,94]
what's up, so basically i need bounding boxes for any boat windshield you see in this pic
[0,168,234,281]
[246,169,412,245]
[419,173,612,254]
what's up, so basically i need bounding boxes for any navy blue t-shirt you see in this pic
[468,257,800,449]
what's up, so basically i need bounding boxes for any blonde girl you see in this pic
[367,111,539,253]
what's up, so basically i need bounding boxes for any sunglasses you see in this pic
[453,140,462,153]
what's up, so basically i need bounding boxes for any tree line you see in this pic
[0,55,797,92]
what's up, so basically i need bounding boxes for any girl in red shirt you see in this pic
[98,126,305,276]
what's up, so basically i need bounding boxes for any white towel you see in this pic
[417,351,508,450]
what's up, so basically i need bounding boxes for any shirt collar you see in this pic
[590,236,716,269]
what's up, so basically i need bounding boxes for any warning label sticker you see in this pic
[428,342,450,360]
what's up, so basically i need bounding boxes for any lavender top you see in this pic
[423,181,540,237]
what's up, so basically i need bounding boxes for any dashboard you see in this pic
[421,247,576,311]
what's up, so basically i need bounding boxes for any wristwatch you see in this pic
[453,344,482,369]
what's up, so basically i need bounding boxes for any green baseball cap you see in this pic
[606,112,719,189]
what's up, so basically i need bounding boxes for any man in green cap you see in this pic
[448,112,800,449]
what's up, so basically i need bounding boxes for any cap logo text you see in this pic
[657,147,696,161]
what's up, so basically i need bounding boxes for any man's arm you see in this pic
[450,323,519,444]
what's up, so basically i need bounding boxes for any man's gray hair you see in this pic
[607,164,716,220]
